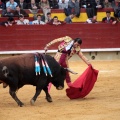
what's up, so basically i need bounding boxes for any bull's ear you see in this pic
[65,68,78,74]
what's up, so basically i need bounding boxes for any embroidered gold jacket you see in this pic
[46,36,81,56]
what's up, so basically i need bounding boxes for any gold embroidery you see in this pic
[68,46,81,58]
[54,52,62,62]
[46,36,72,47]
[64,36,72,42]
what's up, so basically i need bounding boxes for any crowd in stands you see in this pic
[0,0,120,27]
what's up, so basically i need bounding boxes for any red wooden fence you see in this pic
[0,23,120,51]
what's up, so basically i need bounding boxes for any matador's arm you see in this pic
[78,51,91,66]
[45,36,72,47]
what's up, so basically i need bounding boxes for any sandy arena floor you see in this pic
[0,60,120,120]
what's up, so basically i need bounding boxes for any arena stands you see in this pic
[0,8,114,22]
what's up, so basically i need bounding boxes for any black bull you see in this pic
[0,53,68,107]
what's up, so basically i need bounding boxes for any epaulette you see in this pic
[64,36,72,42]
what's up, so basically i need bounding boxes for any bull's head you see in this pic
[52,67,77,90]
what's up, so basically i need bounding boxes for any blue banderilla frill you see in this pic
[34,53,53,77]
[34,55,40,75]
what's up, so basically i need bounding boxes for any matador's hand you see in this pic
[87,62,94,68]
[87,60,92,66]
[44,46,48,54]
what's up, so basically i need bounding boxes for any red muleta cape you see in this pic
[66,66,99,99]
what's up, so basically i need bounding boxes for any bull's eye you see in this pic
[3,70,5,74]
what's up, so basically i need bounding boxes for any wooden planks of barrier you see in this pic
[0,23,120,52]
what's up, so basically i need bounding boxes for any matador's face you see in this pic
[73,42,80,48]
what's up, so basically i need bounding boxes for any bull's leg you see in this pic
[30,89,42,105]
[0,80,8,88]
[9,88,24,107]
[43,86,52,102]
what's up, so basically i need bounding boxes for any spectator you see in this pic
[82,0,104,20]
[64,13,75,23]
[82,0,94,19]
[102,10,117,24]
[0,17,15,27]
[17,14,29,25]
[18,0,28,9]
[58,0,68,9]
[103,0,112,8]
[49,0,59,9]
[1,6,14,17]
[59,0,69,3]
[68,0,80,17]
[0,0,5,10]
[40,0,51,21]
[48,16,64,25]
[28,0,40,21]
[45,12,53,23]
[13,5,29,17]
[6,0,18,10]
[15,0,20,3]
[109,0,116,9]
[28,0,39,10]
[114,0,120,20]
[80,0,87,8]
[24,0,31,4]
[86,16,98,23]
[117,1,120,20]
[32,14,46,24]
[28,0,39,9]
[91,0,104,16]
[84,0,104,19]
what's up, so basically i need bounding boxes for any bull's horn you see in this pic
[65,68,78,74]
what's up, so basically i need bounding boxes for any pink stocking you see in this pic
[48,82,52,93]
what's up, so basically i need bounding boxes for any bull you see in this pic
[0,53,73,107]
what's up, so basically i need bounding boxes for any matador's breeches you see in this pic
[54,52,71,83]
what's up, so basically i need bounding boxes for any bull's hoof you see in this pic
[18,102,24,107]
[30,99,35,105]
[46,96,52,102]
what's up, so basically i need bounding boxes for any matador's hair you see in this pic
[74,38,82,45]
